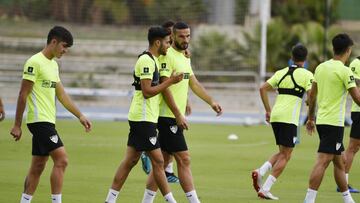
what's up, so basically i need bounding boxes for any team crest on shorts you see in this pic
[50,135,59,143]
[293,136,297,144]
[336,142,342,151]
[170,125,178,134]
[149,136,157,145]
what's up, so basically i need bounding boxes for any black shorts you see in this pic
[316,125,344,155]
[127,121,160,151]
[350,112,360,139]
[158,117,188,153]
[271,122,297,148]
[27,122,64,156]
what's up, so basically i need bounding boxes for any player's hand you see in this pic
[79,115,92,132]
[211,102,222,116]
[265,111,271,123]
[170,71,184,84]
[184,49,191,58]
[0,106,5,121]
[175,114,188,130]
[10,126,22,141]
[185,103,192,116]
[306,119,315,136]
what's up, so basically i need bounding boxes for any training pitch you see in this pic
[0,120,359,203]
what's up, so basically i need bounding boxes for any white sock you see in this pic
[342,190,355,203]
[185,190,200,203]
[262,175,276,192]
[346,173,349,184]
[141,189,157,203]
[164,192,177,203]
[20,193,32,203]
[105,188,119,203]
[259,161,272,176]
[165,162,174,174]
[304,188,317,203]
[51,194,62,203]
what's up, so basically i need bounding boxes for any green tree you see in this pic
[145,0,207,24]
[271,0,340,25]
[238,18,341,72]
[192,31,242,72]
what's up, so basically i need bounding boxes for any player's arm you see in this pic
[259,82,273,123]
[0,97,5,121]
[56,82,91,132]
[141,72,183,99]
[306,82,317,136]
[189,75,222,116]
[185,98,192,116]
[160,76,188,130]
[10,79,34,141]
[348,86,360,107]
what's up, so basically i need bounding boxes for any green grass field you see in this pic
[0,119,359,203]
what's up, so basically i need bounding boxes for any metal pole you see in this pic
[259,0,270,83]
[323,0,331,60]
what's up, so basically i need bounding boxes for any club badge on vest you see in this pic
[170,125,178,134]
[50,135,59,143]
[149,136,157,145]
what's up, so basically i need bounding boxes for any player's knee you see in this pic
[350,144,360,153]
[178,155,191,167]
[30,162,46,175]
[152,158,165,169]
[54,157,68,169]
[124,157,139,168]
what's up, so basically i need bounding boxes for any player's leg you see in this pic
[341,112,360,192]
[303,152,333,203]
[343,138,360,193]
[333,155,356,203]
[105,146,141,203]
[20,156,49,203]
[142,150,172,202]
[173,150,200,203]
[305,124,342,202]
[252,153,277,192]
[147,148,176,203]
[258,145,293,200]
[49,146,68,203]
[112,146,141,190]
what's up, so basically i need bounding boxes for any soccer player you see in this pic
[141,21,222,203]
[0,97,5,121]
[304,33,358,203]
[141,21,181,183]
[338,56,360,193]
[141,20,192,183]
[253,44,313,200]
[104,26,183,203]
[10,26,92,203]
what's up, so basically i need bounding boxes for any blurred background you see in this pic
[1,0,360,124]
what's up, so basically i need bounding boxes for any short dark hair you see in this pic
[292,44,307,62]
[332,33,353,55]
[148,26,171,45]
[47,26,73,47]
[162,20,175,29]
[173,22,189,33]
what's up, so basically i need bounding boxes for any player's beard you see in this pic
[174,40,188,50]
[159,44,167,56]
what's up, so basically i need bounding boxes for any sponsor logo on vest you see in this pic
[50,135,59,143]
[170,125,178,134]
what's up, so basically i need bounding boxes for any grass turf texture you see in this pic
[0,120,359,203]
